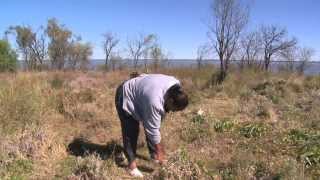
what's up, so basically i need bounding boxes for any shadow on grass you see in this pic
[67,138,123,160]
[67,137,154,173]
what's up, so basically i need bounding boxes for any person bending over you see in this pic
[115,73,188,178]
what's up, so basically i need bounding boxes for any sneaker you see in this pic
[129,168,144,178]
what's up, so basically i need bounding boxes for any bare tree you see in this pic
[208,0,250,83]
[102,32,119,71]
[150,43,168,71]
[46,18,72,70]
[296,47,314,74]
[8,25,47,70]
[127,33,157,69]
[279,46,298,72]
[239,31,262,69]
[109,53,123,71]
[196,44,211,70]
[260,25,297,71]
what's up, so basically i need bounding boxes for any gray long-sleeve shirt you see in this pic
[122,74,180,144]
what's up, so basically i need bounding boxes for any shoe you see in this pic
[129,168,144,178]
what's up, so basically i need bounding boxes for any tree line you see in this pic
[0,18,170,72]
[203,0,315,83]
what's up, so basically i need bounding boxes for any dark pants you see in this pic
[115,83,156,164]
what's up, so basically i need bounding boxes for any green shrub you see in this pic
[239,123,267,138]
[0,40,17,72]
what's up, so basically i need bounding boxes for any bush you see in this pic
[0,40,17,72]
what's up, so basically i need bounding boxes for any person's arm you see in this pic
[154,143,165,164]
[143,105,166,162]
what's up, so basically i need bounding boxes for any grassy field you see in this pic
[0,67,320,179]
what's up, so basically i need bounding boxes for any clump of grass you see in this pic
[256,103,271,119]
[54,156,78,179]
[50,74,64,89]
[181,114,214,143]
[304,76,320,90]
[191,114,206,124]
[77,88,95,103]
[67,154,109,179]
[0,159,33,179]
[239,87,254,102]
[286,129,311,144]
[253,80,288,104]
[253,162,274,179]
[239,123,267,138]
[0,77,42,134]
[299,139,320,168]
[218,167,236,180]
[214,118,234,133]
[285,129,320,169]
[152,148,204,180]
[56,89,97,121]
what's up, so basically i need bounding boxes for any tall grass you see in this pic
[0,74,44,134]
[0,68,320,178]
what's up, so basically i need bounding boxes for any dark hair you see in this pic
[129,71,140,79]
[165,84,189,111]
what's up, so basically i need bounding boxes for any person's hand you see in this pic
[155,143,167,165]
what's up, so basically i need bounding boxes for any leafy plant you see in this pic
[239,123,267,138]
[214,118,234,133]
[191,114,206,124]
[299,139,320,168]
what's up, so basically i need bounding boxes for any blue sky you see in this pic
[0,0,319,59]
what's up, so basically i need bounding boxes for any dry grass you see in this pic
[0,68,320,179]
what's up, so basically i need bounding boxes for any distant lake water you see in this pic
[18,59,320,75]
[89,59,320,75]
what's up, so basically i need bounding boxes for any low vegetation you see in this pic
[0,67,320,179]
